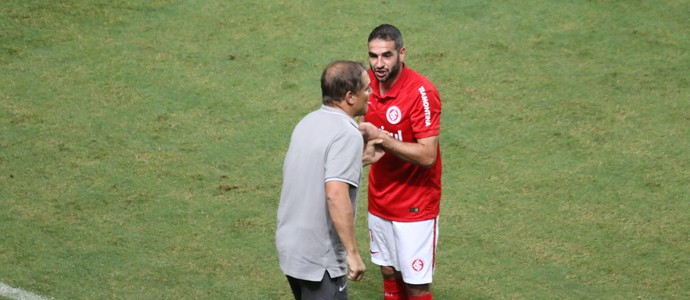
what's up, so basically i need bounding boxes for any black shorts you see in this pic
[286,271,348,300]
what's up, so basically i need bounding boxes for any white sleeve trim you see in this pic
[325,177,359,188]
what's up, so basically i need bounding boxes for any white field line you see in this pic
[0,282,52,300]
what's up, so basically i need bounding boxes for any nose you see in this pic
[372,56,383,68]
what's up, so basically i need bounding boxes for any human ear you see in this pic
[345,91,356,105]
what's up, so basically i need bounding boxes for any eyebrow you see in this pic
[369,51,394,57]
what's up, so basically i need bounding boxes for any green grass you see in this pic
[1,0,688,299]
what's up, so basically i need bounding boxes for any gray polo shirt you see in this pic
[276,105,363,281]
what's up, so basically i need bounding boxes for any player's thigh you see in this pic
[368,213,399,269]
[393,217,439,284]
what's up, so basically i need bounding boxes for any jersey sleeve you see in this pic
[324,128,363,187]
[410,81,441,139]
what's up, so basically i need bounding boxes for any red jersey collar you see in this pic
[369,63,410,101]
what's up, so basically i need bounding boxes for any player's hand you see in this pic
[347,253,366,281]
[359,122,381,141]
[362,138,385,166]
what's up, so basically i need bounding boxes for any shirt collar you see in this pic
[320,105,358,127]
[370,63,409,100]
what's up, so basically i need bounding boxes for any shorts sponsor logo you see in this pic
[412,258,425,272]
[386,106,402,124]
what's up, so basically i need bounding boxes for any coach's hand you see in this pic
[347,252,366,281]
[363,138,385,166]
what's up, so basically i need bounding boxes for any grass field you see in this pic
[1,0,689,299]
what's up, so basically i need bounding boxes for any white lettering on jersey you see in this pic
[380,126,403,142]
[418,86,431,127]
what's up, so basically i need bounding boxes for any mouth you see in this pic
[375,68,388,78]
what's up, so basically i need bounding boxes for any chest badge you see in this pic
[386,106,402,125]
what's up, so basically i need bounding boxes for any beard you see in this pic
[372,59,402,83]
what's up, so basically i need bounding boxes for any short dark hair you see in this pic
[368,24,403,51]
[321,60,367,105]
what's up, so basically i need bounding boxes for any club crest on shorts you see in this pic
[386,106,402,124]
[412,258,425,272]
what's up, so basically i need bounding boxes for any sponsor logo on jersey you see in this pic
[380,126,403,142]
[418,86,431,127]
[386,106,402,125]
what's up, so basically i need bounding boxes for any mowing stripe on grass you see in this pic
[0,282,51,300]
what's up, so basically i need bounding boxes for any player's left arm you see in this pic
[376,134,438,167]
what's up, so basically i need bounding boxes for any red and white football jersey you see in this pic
[365,65,442,222]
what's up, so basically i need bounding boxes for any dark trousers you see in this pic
[286,271,348,300]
